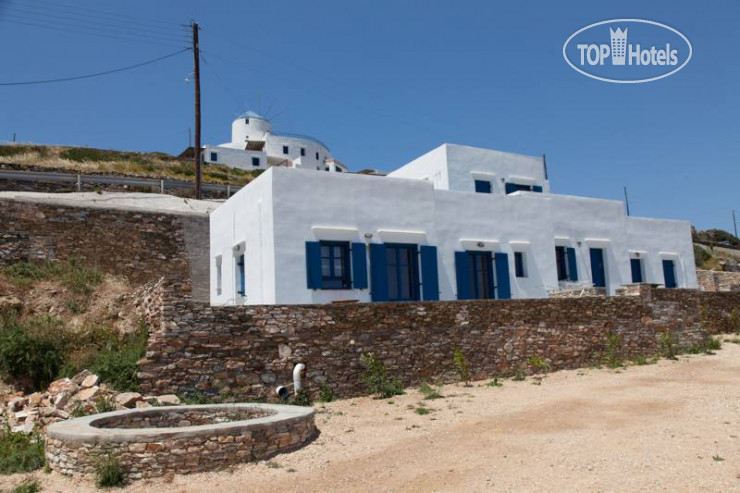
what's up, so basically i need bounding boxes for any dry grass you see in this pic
[0,144,259,186]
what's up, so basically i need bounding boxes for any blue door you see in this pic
[630,258,643,283]
[469,252,495,299]
[236,254,245,296]
[662,259,677,288]
[589,248,606,288]
[385,244,420,301]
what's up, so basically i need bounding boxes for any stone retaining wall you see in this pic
[45,404,316,479]
[137,282,728,401]
[697,269,740,292]
[0,198,210,301]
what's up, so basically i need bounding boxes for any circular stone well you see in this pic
[45,403,316,479]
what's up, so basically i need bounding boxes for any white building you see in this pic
[210,143,697,305]
[202,111,348,173]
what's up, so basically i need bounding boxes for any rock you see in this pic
[8,397,26,412]
[155,394,181,406]
[0,295,22,313]
[135,400,151,409]
[80,374,100,389]
[27,392,43,408]
[116,392,143,408]
[48,378,78,395]
[73,386,99,402]
[71,370,92,385]
[14,410,29,420]
[54,391,72,409]
[11,420,35,434]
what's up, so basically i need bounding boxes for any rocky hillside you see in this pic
[693,228,740,271]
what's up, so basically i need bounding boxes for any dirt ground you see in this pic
[4,337,740,492]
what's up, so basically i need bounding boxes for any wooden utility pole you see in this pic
[192,22,202,200]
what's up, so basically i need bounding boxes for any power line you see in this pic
[0,48,189,86]
[20,0,186,31]
[1,16,188,49]
[1,5,189,42]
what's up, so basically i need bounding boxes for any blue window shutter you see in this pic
[566,247,578,281]
[455,251,472,300]
[495,253,511,299]
[351,243,368,289]
[369,243,388,301]
[533,185,543,193]
[630,258,643,283]
[589,248,606,287]
[420,245,439,301]
[662,259,677,288]
[505,183,516,195]
[305,242,321,289]
[474,180,491,194]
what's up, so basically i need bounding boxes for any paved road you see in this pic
[0,169,242,193]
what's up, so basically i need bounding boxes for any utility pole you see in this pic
[733,209,738,239]
[623,186,631,216]
[192,22,202,200]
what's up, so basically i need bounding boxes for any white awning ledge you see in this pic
[377,229,427,243]
[460,239,500,251]
[311,226,359,240]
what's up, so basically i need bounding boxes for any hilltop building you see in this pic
[210,143,696,305]
[202,111,348,173]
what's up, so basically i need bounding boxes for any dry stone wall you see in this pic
[137,282,727,401]
[697,269,740,292]
[0,198,209,301]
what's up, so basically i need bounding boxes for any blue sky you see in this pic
[0,0,737,231]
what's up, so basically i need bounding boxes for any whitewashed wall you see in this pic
[211,167,697,305]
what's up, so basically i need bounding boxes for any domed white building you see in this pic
[202,111,347,173]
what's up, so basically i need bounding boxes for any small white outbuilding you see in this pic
[210,143,696,305]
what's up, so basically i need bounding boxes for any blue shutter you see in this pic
[589,248,606,288]
[237,254,245,296]
[630,258,643,283]
[474,180,491,194]
[566,247,578,281]
[351,243,368,289]
[420,245,439,301]
[505,182,517,194]
[305,242,322,289]
[455,252,472,300]
[662,259,677,288]
[369,243,388,301]
[495,253,511,300]
[532,185,543,193]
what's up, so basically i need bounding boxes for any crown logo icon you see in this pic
[610,27,628,65]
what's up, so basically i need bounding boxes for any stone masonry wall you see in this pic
[137,282,721,400]
[697,269,740,292]
[0,198,210,301]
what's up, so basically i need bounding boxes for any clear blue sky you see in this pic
[0,0,737,231]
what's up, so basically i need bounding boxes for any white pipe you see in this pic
[293,363,306,394]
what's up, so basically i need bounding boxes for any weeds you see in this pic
[713,454,724,462]
[0,314,65,390]
[0,428,46,474]
[414,404,431,415]
[453,348,471,386]
[360,353,404,398]
[727,309,740,334]
[95,451,125,488]
[318,383,335,403]
[527,356,550,373]
[487,378,503,387]
[660,332,678,360]
[10,479,41,493]
[604,332,623,368]
[4,258,102,294]
[418,382,444,400]
[512,369,526,381]
[290,389,312,407]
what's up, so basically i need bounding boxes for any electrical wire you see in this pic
[1,5,189,41]
[0,48,189,86]
[0,16,189,49]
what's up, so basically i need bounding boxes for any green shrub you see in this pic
[86,322,149,392]
[727,309,740,334]
[604,332,623,368]
[360,353,404,398]
[0,314,65,390]
[527,355,550,373]
[487,378,503,387]
[10,479,41,493]
[290,388,312,407]
[660,332,678,360]
[414,405,431,415]
[0,428,46,474]
[418,382,443,400]
[693,244,711,268]
[3,259,102,295]
[512,369,526,381]
[318,382,335,403]
[453,348,471,386]
[95,452,125,488]
[0,145,48,158]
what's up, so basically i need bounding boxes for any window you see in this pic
[505,183,534,194]
[514,252,527,278]
[325,167,330,171]
[630,257,643,283]
[215,256,222,295]
[589,248,606,288]
[236,253,245,297]
[320,241,351,289]
[336,168,342,173]
[210,152,218,162]
[469,252,495,299]
[316,152,320,160]
[475,180,492,194]
[301,148,306,156]
[245,118,250,124]
[283,145,289,155]
[252,157,260,167]
[555,246,578,281]
[385,244,420,301]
